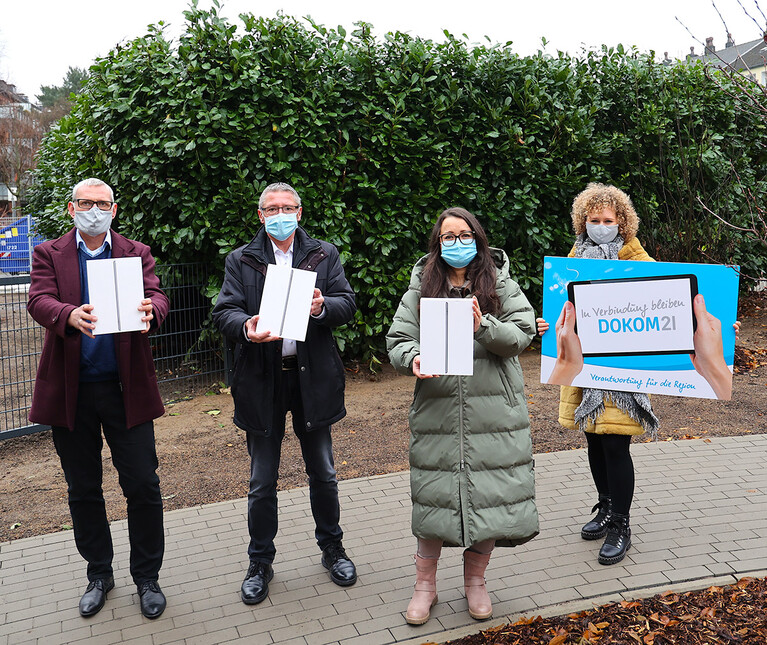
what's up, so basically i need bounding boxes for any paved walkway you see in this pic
[2,434,767,645]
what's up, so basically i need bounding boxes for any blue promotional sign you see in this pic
[540,257,740,400]
[0,217,45,273]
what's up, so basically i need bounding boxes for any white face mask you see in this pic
[74,206,113,237]
[586,222,619,245]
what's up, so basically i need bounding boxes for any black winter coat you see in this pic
[212,226,356,434]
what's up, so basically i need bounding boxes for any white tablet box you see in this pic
[86,256,146,335]
[256,264,317,342]
[419,297,474,376]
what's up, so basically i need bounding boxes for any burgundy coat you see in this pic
[27,229,169,431]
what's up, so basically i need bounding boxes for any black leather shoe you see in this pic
[581,495,612,540]
[79,576,115,617]
[598,512,632,565]
[321,543,357,587]
[241,562,274,605]
[137,580,166,619]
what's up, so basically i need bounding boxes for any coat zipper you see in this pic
[458,376,465,471]
[458,375,469,544]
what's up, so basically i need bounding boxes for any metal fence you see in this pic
[0,263,225,440]
[0,275,45,439]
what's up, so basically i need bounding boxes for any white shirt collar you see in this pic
[76,229,112,257]
[270,239,294,265]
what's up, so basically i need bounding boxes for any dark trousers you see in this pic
[246,368,343,564]
[52,380,164,585]
[585,432,634,516]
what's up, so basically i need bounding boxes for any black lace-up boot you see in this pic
[581,494,612,540]
[598,512,631,565]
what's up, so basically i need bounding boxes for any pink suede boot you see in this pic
[405,554,438,625]
[463,549,493,620]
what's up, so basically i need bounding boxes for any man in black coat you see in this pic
[212,182,358,605]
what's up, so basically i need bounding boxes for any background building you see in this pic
[689,32,767,85]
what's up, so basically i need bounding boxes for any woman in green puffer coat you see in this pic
[386,207,539,626]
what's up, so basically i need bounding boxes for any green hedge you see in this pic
[28,6,767,358]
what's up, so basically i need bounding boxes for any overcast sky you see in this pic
[1,0,765,100]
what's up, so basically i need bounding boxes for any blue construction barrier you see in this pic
[0,216,45,274]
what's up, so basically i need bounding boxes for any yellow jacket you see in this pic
[558,237,654,435]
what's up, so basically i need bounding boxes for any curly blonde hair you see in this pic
[570,183,640,242]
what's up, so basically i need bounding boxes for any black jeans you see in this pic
[52,380,164,585]
[246,368,343,564]
[585,432,634,516]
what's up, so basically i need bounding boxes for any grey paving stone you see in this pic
[666,565,718,583]
[338,630,394,645]
[3,436,766,644]
[184,627,242,645]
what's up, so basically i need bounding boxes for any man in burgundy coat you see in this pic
[27,178,169,620]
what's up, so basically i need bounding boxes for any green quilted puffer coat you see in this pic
[386,249,539,547]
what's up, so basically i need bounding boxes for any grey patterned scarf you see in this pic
[572,233,660,439]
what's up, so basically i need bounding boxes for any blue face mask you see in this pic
[264,212,298,241]
[440,240,477,268]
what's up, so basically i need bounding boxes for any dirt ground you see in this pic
[1,296,765,543]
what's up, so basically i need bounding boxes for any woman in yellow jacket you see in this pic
[537,183,659,565]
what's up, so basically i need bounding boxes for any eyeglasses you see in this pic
[439,231,475,246]
[75,199,114,210]
[262,205,299,216]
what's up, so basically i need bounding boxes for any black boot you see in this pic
[598,512,631,565]
[581,495,611,540]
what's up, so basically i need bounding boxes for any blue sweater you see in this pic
[78,245,119,382]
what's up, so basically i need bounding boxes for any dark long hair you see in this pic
[420,207,500,316]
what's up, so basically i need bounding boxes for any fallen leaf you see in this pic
[513,616,540,625]
[206,410,221,416]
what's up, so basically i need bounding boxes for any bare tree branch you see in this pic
[0,105,43,213]
[734,0,767,32]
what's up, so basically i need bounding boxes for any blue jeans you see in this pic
[246,369,343,563]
